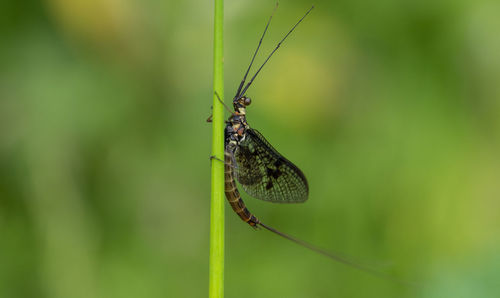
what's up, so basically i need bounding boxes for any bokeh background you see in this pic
[1,0,499,297]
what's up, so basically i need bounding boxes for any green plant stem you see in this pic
[209,0,224,296]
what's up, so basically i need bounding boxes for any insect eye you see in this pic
[244,97,252,106]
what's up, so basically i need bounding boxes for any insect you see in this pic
[224,5,312,228]
[213,5,411,285]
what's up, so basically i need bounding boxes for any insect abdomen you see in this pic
[224,148,259,227]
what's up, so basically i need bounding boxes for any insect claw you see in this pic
[209,155,224,163]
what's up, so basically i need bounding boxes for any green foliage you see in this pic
[209,0,225,296]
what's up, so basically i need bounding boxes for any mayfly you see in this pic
[223,5,312,228]
[213,4,410,284]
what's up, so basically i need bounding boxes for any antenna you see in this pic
[235,3,279,99]
[238,6,314,98]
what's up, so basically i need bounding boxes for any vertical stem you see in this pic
[209,0,224,296]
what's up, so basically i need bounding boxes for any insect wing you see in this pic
[234,128,309,203]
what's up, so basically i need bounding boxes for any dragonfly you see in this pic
[214,4,412,285]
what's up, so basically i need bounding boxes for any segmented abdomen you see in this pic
[224,146,259,227]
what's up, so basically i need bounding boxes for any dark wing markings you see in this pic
[233,128,309,203]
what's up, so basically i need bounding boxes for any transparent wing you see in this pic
[234,128,309,203]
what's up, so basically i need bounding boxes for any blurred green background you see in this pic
[1,0,499,297]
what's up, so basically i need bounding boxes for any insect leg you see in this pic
[210,155,238,169]
[208,91,235,122]
[206,111,213,122]
[214,91,234,114]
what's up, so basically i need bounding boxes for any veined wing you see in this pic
[234,128,309,203]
